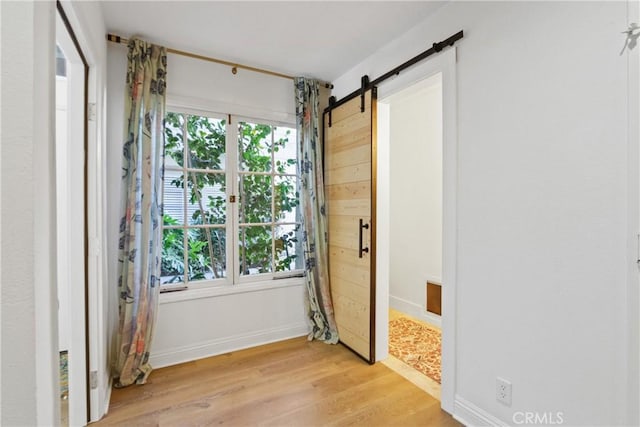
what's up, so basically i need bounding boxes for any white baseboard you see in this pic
[454,396,509,427]
[150,322,309,369]
[389,295,442,327]
[102,378,112,418]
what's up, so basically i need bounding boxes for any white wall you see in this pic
[106,42,311,369]
[1,1,58,424]
[387,75,442,325]
[0,0,111,422]
[334,2,634,426]
[629,2,640,423]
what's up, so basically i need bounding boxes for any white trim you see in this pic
[228,115,238,285]
[375,47,458,414]
[440,47,459,415]
[627,0,640,424]
[149,322,309,369]
[233,113,296,129]
[34,2,58,424]
[56,1,111,421]
[165,105,227,122]
[56,13,88,425]
[389,295,442,328]
[454,396,509,427]
[424,275,442,286]
[159,276,304,304]
[423,311,442,329]
[375,101,390,362]
[102,381,113,420]
[0,19,2,418]
[168,93,295,125]
[236,270,305,285]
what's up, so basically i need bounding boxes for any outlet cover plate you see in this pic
[496,377,512,406]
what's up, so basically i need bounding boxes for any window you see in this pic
[161,110,302,289]
[237,121,302,277]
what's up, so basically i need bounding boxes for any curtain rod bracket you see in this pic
[106,34,122,44]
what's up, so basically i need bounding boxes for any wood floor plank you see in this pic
[95,337,460,427]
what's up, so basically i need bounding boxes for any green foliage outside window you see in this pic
[160,112,300,284]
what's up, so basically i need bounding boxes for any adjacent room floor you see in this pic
[383,309,442,401]
[60,351,69,427]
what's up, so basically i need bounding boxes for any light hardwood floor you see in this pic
[95,337,460,426]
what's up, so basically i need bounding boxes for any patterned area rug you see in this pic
[60,351,68,399]
[388,317,441,384]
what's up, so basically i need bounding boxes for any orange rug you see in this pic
[388,317,441,384]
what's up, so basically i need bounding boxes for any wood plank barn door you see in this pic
[324,88,377,363]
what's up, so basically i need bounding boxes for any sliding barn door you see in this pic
[324,88,377,363]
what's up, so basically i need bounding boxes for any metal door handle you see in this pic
[359,218,369,258]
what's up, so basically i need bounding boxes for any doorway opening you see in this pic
[56,6,89,425]
[374,47,458,413]
[379,74,443,400]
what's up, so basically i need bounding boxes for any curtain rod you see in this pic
[107,34,334,89]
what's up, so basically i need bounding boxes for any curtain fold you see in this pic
[114,39,167,387]
[295,77,339,344]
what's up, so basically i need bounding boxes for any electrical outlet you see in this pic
[496,377,512,406]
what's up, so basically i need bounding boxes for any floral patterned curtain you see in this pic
[114,39,167,387]
[295,77,339,344]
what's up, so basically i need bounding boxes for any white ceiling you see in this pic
[101,1,445,82]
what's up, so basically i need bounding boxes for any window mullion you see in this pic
[228,116,239,285]
[182,115,189,286]
[271,127,276,274]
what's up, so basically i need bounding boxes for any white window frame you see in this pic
[162,105,304,291]
[233,114,303,285]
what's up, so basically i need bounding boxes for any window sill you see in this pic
[158,276,305,305]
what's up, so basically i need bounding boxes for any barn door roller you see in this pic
[360,75,370,113]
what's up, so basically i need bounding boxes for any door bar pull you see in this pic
[359,218,369,258]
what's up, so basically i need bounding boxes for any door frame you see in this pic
[56,0,111,422]
[627,1,640,424]
[55,7,89,424]
[374,47,458,414]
